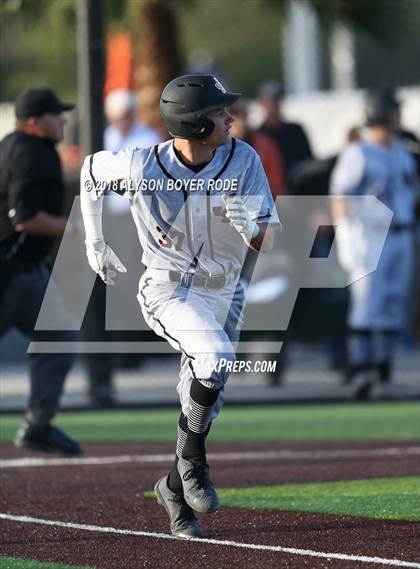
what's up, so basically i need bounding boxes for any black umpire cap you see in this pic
[15,88,74,120]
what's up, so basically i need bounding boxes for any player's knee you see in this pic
[192,353,236,387]
[209,350,236,388]
[191,336,236,388]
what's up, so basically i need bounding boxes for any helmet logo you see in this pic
[213,77,226,93]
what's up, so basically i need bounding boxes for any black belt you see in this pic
[169,271,236,289]
[389,223,415,233]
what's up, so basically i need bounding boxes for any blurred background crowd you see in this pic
[0,0,419,413]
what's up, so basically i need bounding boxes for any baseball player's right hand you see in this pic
[222,195,259,242]
[85,239,127,285]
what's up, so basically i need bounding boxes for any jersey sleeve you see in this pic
[80,147,134,201]
[330,144,365,195]
[242,149,281,228]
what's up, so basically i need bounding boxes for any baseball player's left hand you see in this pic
[223,196,259,242]
[85,239,127,285]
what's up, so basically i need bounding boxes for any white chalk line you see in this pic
[0,513,419,568]
[1,446,419,469]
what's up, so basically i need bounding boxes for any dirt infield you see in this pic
[1,441,419,569]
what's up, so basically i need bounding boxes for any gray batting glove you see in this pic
[223,195,260,242]
[85,239,127,285]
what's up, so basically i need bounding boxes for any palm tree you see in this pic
[134,0,184,137]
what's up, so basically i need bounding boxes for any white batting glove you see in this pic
[223,195,260,242]
[85,239,127,286]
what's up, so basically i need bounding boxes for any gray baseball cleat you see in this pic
[177,457,219,514]
[154,476,203,539]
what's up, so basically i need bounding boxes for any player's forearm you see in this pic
[247,223,274,252]
[15,211,68,236]
[80,155,105,242]
[80,184,104,242]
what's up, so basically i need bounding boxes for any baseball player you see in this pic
[331,88,418,399]
[80,75,280,538]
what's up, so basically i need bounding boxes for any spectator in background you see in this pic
[254,80,317,384]
[230,99,286,198]
[84,89,163,407]
[229,99,287,386]
[0,88,81,454]
[257,80,313,193]
[104,89,163,152]
[389,89,420,343]
[330,88,418,399]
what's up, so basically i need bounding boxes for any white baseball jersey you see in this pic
[81,137,280,411]
[82,138,280,277]
[331,138,417,225]
[104,121,163,216]
[330,137,418,329]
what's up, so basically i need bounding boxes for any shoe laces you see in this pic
[182,460,209,489]
[169,493,195,520]
[169,492,185,506]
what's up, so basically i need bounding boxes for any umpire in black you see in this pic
[0,88,81,455]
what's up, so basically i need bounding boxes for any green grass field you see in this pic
[1,402,419,569]
[1,402,419,443]
[145,475,420,522]
[218,476,420,521]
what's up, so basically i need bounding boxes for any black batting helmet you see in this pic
[160,74,241,140]
[365,88,400,127]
